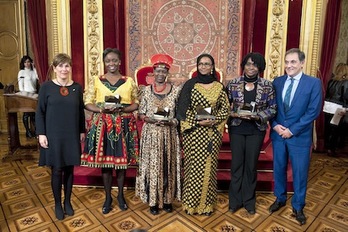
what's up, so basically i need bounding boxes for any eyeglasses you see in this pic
[198,62,212,67]
[245,62,258,67]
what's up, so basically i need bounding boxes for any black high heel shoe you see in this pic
[117,195,128,211]
[102,198,113,214]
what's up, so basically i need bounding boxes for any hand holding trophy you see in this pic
[103,94,123,114]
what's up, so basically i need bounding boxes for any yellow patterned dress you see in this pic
[181,82,229,215]
[81,75,139,169]
[135,84,182,208]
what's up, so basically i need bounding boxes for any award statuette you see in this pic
[152,107,170,121]
[236,101,256,116]
[104,95,123,108]
[195,106,216,120]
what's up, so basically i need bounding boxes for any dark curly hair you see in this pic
[241,52,266,73]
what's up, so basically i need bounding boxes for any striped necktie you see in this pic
[284,78,294,111]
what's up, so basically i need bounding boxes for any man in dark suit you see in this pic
[269,48,322,225]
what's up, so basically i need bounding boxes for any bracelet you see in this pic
[143,116,149,122]
[171,118,178,126]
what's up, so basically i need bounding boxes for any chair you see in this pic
[134,64,154,88]
[134,64,156,135]
[188,67,224,83]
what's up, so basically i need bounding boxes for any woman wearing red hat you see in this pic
[135,54,182,215]
[82,48,139,214]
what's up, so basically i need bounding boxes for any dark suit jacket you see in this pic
[271,73,322,147]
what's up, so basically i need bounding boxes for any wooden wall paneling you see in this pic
[0,0,26,133]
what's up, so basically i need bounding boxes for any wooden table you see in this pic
[3,92,38,154]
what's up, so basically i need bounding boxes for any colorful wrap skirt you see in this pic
[81,112,139,169]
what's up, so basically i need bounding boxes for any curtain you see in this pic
[242,0,256,57]
[26,0,49,83]
[286,0,302,50]
[114,0,126,75]
[316,0,342,152]
[70,0,84,88]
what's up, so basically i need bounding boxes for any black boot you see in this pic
[29,113,36,137]
[23,113,34,138]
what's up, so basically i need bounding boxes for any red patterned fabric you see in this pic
[125,0,242,80]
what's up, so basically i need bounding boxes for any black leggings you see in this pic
[51,166,74,205]
[101,168,126,204]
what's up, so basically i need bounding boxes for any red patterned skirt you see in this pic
[81,112,139,169]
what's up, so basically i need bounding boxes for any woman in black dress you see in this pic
[36,53,85,220]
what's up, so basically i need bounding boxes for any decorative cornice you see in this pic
[84,0,104,88]
[264,0,289,81]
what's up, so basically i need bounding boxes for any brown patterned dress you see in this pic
[181,82,229,215]
[135,84,182,208]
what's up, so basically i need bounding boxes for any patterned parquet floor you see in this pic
[0,133,348,231]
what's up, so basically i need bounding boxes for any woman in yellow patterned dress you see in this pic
[136,54,181,215]
[177,53,230,215]
[81,48,139,214]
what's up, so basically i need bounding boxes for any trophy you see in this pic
[104,94,123,108]
[195,106,216,120]
[237,101,256,116]
[152,107,170,121]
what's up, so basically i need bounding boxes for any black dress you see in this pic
[36,81,85,168]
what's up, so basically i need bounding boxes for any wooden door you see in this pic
[0,0,26,132]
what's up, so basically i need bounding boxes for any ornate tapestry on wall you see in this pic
[125,0,242,83]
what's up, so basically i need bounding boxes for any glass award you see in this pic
[237,101,256,116]
[104,94,123,108]
[195,106,216,120]
[152,107,170,121]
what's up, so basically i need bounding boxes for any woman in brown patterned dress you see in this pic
[177,54,230,216]
[136,54,181,215]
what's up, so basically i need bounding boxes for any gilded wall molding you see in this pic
[300,0,325,77]
[57,0,71,55]
[83,0,104,88]
[264,0,289,81]
[46,0,71,61]
[46,0,58,61]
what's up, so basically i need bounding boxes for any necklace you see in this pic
[244,80,257,91]
[154,82,167,93]
[56,79,69,96]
